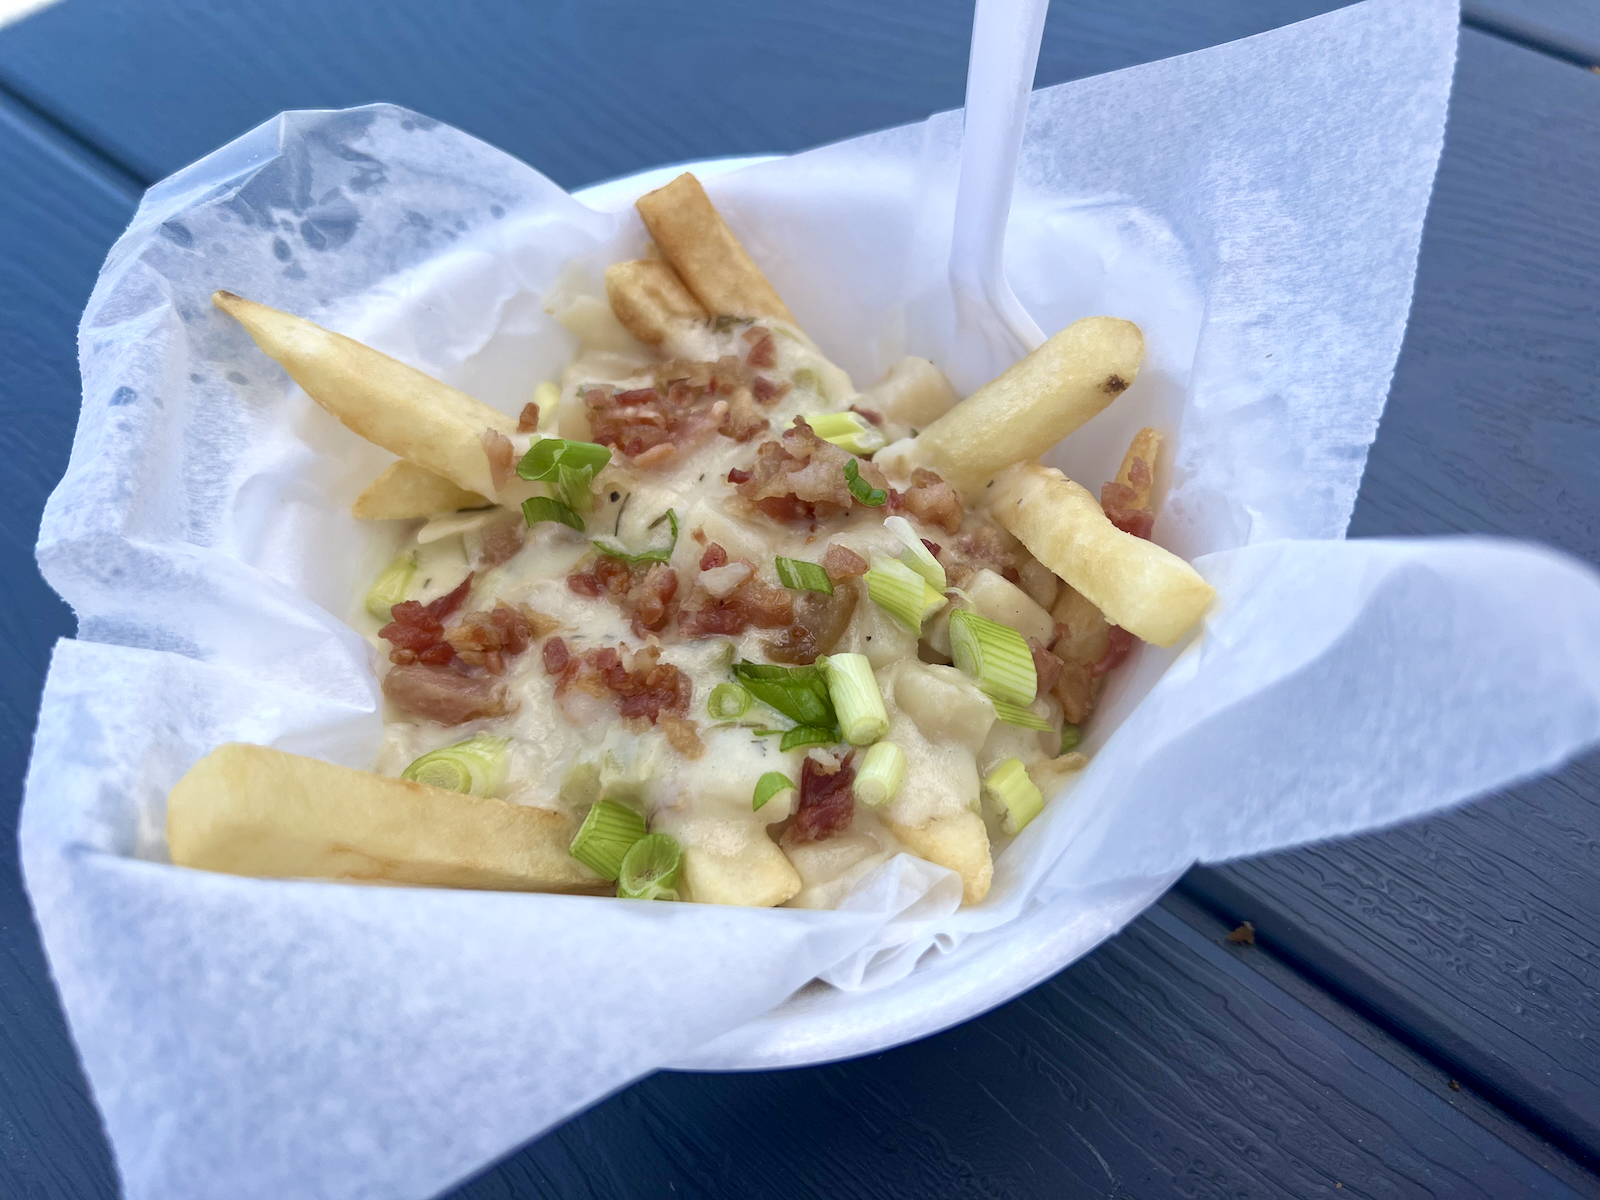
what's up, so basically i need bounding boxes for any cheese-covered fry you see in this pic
[168,743,601,892]
[635,173,798,326]
[988,462,1214,647]
[213,291,516,498]
[352,460,489,520]
[911,317,1144,496]
[604,258,709,346]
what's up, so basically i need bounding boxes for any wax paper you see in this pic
[21,0,1600,1196]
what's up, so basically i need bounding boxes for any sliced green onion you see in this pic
[843,459,887,507]
[557,462,596,514]
[568,798,647,880]
[732,661,836,727]
[400,733,509,796]
[792,367,828,401]
[365,552,417,620]
[516,437,612,482]
[802,411,886,456]
[883,515,946,590]
[780,725,840,752]
[949,609,1036,707]
[865,553,947,632]
[821,653,888,745]
[992,700,1053,731]
[708,682,753,720]
[617,833,682,900]
[753,771,797,812]
[594,507,679,564]
[853,741,906,808]
[523,495,585,532]
[1060,724,1082,754]
[775,556,834,595]
[984,758,1045,835]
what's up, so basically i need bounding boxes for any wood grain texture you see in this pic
[446,897,1592,1199]
[1183,29,1600,1169]
[0,0,1350,189]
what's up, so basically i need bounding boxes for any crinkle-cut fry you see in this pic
[1116,426,1163,508]
[882,809,993,904]
[352,460,489,520]
[989,462,1214,647]
[681,840,801,907]
[213,291,516,498]
[635,173,798,326]
[604,258,709,346]
[167,743,603,893]
[910,316,1144,497]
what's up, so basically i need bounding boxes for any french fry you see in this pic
[167,743,602,892]
[213,291,516,498]
[680,839,803,907]
[604,258,709,346]
[352,460,489,520]
[635,173,798,326]
[1116,427,1163,507]
[881,810,993,904]
[988,462,1214,647]
[910,317,1144,496]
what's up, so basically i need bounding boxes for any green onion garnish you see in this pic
[775,556,834,595]
[852,741,906,808]
[984,758,1046,835]
[400,733,510,796]
[557,462,596,514]
[708,682,753,720]
[568,799,647,880]
[732,661,837,727]
[364,551,417,620]
[801,411,886,456]
[792,367,828,401]
[1060,724,1082,754]
[753,771,797,812]
[821,653,889,745]
[594,508,680,564]
[779,725,840,752]
[991,700,1054,731]
[949,609,1037,708]
[617,833,682,900]
[843,459,887,507]
[523,495,585,531]
[865,553,947,632]
[883,515,946,590]
[516,437,612,482]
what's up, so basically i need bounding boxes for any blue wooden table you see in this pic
[0,2,1595,1196]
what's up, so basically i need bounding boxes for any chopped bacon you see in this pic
[517,402,541,434]
[764,586,858,665]
[730,419,887,525]
[727,467,752,485]
[894,468,963,535]
[742,326,777,368]
[752,376,791,405]
[699,543,729,571]
[1101,458,1155,539]
[565,557,679,635]
[629,564,679,634]
[558,645,693,728]
[543,636,571,675]
[480,430,515,492]
[378,576,474,665]
[821,543,868,581]
[445,601,535,675]
[849,404,884,427]
[660,714,706,760]
[792,752,857,842]
[1091,626,1136,677]
[921,539,942,558]
[718,386,770,442]
[1027,636,1067,699]
[680,569,794,639]
[383,663,511,725]
[946,526,1017,588]
[583,356,768,463]
[475,515,525,569]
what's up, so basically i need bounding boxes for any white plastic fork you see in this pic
[946,0,1050,392]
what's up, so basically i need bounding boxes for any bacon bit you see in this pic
[699,543,729,571]
[1102,459,1155,539]
[445,601,535,675]
[584,356,771,462]
[730,419,887,525]
[718,386,770,442]
[921,539,942,558]
[378,576,474,665]
[517,402,541,434]
[660,714,706,760]
[1027,636,1067,699]
[560,644,693,727]
[679,569,793,639]
[951,526,1017,583]
[727,467,753,485]
[1091,626,1136,677]
[566,572,602,597]
[900,468,963,535]
[383,663,511,725]
[480,430,515,492]
[742,326,777,368]
[764,586,858,665]
[752,376,791,405]
[792,752,857,842]
[475,515,526,569]
[849,404,884,426]
[821,543,869,581]
[565,557,680,635]
[691,526,708,545]
[543,636,571,674]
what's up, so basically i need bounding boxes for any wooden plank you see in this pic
[1181,28,1600,1170]
[0,0,1351,189]
[445,895,1595,1199]
[0,94,137,1199]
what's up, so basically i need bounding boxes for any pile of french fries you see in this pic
[172,172,1214,907]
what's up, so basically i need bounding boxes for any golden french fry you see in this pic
[604,258,709,346]
[911,317,1144,496]
[882,810,993,904]
[1116,426,1162,508]
[167,743,602,892]
[352,460,489,520]
[680,839,802,907]
[213,291,516,497]
[989,462,1214,647]
[635,173,797,326]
